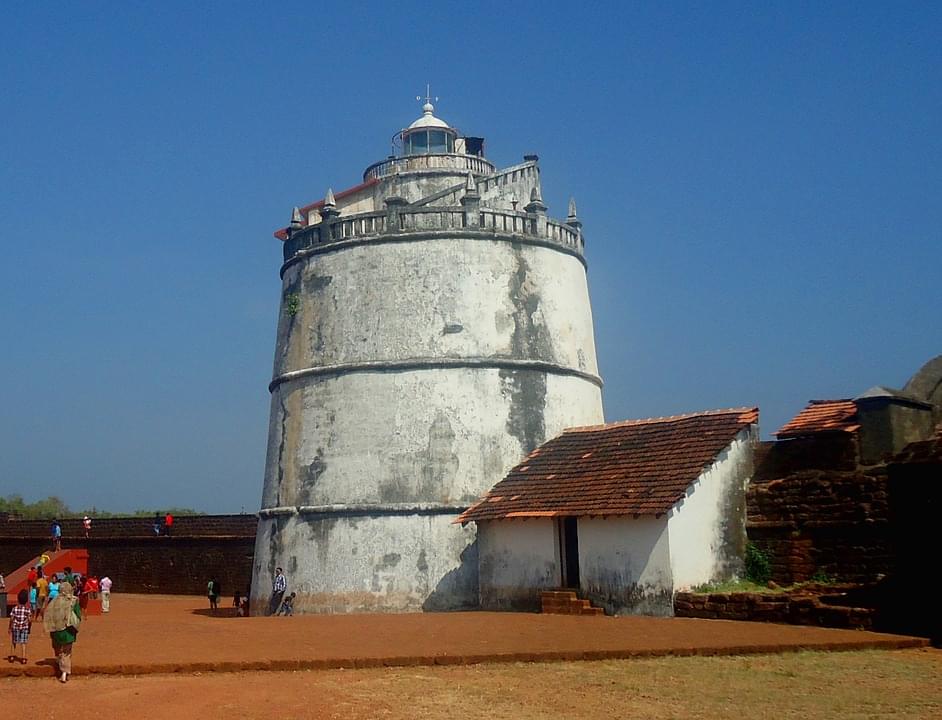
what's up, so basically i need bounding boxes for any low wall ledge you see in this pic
[259,503,470,520]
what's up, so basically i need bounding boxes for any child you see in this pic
[35,568,48,620]
[8,589,31,665]
[233,591,244,617]
[28,582,38,616]
[277,592,296,616]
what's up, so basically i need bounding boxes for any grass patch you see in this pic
[692,578,777,594]
[6,648,937,719]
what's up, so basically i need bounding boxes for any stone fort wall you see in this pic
[0,515,257,596]
[745,434,893,584]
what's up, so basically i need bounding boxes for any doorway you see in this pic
[558,516,580,589]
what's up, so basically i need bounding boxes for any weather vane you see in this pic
[417,84,438,107]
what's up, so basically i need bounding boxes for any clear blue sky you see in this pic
[1,2,939,513]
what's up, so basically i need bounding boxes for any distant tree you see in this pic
[0,495,201,519]
[0,494,70,520]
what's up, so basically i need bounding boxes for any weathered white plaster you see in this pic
[667,428,755,590]
[261,369,602,510]
[476,518,558,610]
[256,128,604,611]
[578,516,674,615]
[252,513,478,614]
[274,239,599,377]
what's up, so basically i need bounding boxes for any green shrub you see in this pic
[744,542,772,585]
[284,292,301,316]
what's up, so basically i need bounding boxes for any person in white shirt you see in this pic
[99,575,113,613]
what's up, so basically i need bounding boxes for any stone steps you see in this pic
[540,590,605,616]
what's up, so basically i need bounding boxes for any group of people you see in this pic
[152,512,175,536]
[205,568,296,617]
[50,513,177,543]
[6,555,113,683]
[270,567,295,616]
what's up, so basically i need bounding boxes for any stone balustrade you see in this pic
[363,153,496,181]
[283,205,584,264]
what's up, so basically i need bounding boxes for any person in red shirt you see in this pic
[79,576,99,612]
[27,566,38,585]
[163,513,174,537]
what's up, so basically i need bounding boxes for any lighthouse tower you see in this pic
[252,100,604,613]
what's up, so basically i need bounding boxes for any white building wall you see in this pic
[578,516,674,616]
[257,213,603,612]
[252,512,477,615]
[477,519,559,610]
[274,239,600,377]
[666,429,755,591]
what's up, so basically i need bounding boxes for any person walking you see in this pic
[8,589,32,665]
[207,578,221,614]
[163,512,174,537]
[47,576,60,604]
[152,513,161,536]
[99,575,112,613]
[43,580,81,683]
[269,567,287,616]
[36,569,48,620]
[82,515,91,539]
[51,519,62,551]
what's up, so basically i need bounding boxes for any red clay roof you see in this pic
[273,178,380,240]
[457,408,758,523]
[775,400,859,438]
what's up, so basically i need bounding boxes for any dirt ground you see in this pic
[0,594,924,678]
[1,593,934,717]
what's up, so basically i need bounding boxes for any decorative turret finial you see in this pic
[566,196,582,233]
[290,207,303,229]
[525,185,547,214]
[460,171,480,214]
[321,188,340,221]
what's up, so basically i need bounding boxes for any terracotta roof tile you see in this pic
[775,400,859,438]
[457,408,758,523]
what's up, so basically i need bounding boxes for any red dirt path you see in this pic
[0,594,924,679]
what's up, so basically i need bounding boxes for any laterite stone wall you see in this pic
[0,515,257,596]
[746,435,893,584]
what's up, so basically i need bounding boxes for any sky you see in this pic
[1,2,940,514]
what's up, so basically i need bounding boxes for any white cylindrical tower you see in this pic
[252,103,604,613]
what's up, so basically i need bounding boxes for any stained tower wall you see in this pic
[253,124,604,613]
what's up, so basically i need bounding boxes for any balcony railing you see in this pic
[363,153,496,182]
[283,205,584,265]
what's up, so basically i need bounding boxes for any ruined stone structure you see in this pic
[746,355,942,586]
[252,101,604,613]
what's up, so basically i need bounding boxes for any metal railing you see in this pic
[363,153,496,182]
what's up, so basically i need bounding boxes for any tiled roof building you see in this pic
[460,408,759,522]
[464,408,760,616]
[775,400,859,438]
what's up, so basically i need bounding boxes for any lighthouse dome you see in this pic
[402,101,456,155]
[408,102,450,129]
